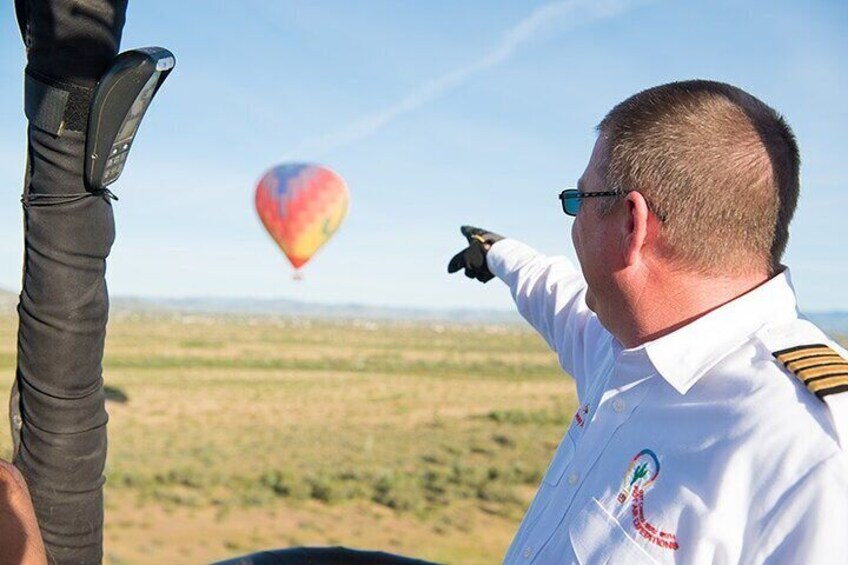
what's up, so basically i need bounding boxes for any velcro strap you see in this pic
[24,69,93,134]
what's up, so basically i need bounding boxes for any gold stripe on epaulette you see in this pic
[797,364,848,382]
[775,345,835,363]
[786,355,845,373]
[808,374,848,395]
[774,344,848,400]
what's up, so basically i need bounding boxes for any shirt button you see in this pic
[613,399,626,413]
[523,546,533,560]
[567,472,579,485]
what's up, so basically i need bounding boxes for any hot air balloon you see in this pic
[255,163,349,276]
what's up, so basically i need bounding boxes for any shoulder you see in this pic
[692,318,846,465]
[698,320,848,533]
[752,317,848,448]
[746,317,842,402]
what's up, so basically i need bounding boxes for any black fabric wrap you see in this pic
[18,0,128,88]
[13,1,126,563]
[14,126,115,565]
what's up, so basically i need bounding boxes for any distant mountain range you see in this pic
[0,288,845,335]
[108,295,525,324]
[0,288,521,324]
[114,297,848,337]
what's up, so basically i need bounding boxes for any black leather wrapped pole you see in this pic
[12,1,127,563]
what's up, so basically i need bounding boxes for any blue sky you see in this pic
[0,0,846,311]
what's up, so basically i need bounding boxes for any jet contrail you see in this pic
[287,0,635,159]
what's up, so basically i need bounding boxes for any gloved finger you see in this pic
[460,225,485,241]
[464,268,476,279]
[465,243,486,269]
[477,271,494,283]
[447,249,468,273]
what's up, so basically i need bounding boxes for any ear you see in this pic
[621,191,651,266]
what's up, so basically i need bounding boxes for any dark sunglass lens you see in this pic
[564,198,581,216]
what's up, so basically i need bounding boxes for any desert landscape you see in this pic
[0,312,575,564]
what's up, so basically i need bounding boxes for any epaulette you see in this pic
[767,337,848,450]
[757,320,848,449]
[773,344,848,399]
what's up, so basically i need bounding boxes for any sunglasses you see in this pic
[558,189,620,217]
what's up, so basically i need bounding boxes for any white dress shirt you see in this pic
[488,239,848,565]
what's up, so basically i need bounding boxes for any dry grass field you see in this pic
[0,313,575,564]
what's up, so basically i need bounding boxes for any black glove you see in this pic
[447,225,504,283]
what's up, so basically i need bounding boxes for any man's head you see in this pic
[572,80,800,343]
[595,80,800,275]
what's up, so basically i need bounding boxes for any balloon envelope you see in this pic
[255,163,349,270]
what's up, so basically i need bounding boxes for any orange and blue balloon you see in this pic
[255,163,349,270]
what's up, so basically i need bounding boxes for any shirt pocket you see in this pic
[569,497,659,564]
[541,432,575,487]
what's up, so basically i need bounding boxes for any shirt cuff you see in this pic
[486,238,550,279]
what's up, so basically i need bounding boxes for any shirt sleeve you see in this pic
[746,452,848,564]
[486,238,597,392]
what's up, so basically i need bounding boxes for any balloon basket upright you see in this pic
[292,271,304,282]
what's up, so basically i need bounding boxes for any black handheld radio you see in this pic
[85,47,175,191]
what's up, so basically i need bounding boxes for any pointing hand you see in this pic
[447,225,504,283]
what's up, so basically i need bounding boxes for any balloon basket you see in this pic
[292,271,304,282]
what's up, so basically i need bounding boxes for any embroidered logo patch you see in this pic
[617,449,679,550]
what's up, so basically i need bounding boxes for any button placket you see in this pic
[510,343,663,563]
[557,376,658,531]
[508,356,617,564]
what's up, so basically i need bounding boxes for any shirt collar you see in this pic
[627,268,799,395]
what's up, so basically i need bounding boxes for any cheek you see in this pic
[585,287,596,312]
[571,219,580,255]
[572,216,593,271]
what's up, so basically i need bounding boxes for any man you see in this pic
[12,1,128,562]
[449,80,848,563]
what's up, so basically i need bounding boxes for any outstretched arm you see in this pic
[485,239,596,383]
[448,227,599,393]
